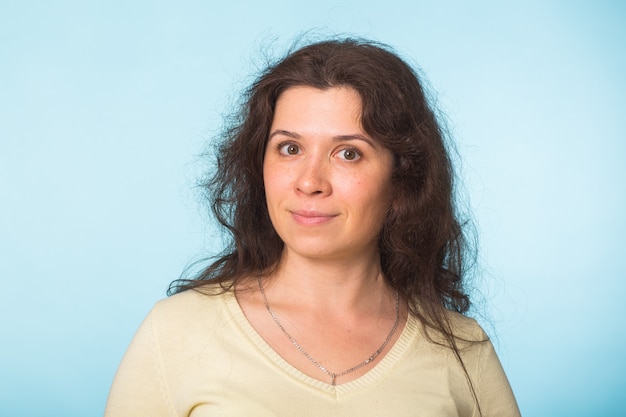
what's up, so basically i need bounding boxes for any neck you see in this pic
[263,249,393,313]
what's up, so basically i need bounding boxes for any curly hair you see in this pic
[169,36,483,412]
[171,37,473,307]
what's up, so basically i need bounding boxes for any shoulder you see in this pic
[439,311,505,381]
[155,285,225,312]
[442,313,521,415]
[155,283,234,313]
[445,310,488,342]
[148,285,235,338]
[408,310,521,415]
[417,308,488,346]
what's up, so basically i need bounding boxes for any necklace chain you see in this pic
[258,276,400,386]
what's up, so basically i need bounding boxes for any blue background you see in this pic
[1,1,624,416]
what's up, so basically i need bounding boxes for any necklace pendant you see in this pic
[331,373,337,386]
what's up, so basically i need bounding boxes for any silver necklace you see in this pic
[258,276,400,386]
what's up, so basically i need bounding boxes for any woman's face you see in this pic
[263,86,394,262]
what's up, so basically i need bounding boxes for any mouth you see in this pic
[290,210,338,226]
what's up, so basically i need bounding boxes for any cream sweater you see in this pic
[105,289,520,417]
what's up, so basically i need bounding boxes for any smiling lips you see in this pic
[290,210,338,226]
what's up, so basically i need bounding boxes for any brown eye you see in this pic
[338,148,361,161]
[279,143,300,155]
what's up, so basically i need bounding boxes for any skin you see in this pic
[263,86,394,265]
[238,86,405,385]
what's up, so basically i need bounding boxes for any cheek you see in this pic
[263,164,289,203]
[347,177,393,216]
[370,174,394,214]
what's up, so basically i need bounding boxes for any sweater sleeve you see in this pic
[473,338,521,417]
[104,309,177,417]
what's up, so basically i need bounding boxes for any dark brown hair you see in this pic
[171,37,474,310]
[169,37,482,409]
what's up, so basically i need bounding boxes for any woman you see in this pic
[105,38,520,416]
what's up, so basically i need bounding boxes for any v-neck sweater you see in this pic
[105,289,520,417]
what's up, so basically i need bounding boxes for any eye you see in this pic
[337,148,361,161]
[278,142,300,156]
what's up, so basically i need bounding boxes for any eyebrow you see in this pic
[268,129,377,147]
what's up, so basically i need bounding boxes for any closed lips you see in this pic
[290,210,338,224]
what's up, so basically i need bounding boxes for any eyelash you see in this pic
[276,142,362,161]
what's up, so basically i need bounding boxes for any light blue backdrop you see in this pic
[1,1,624,416]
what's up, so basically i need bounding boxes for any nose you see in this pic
[295,154,331,196]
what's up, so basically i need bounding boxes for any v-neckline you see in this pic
[223,290,419,398]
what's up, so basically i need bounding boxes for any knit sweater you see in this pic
[105,289,520,417]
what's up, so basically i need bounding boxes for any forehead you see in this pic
[271,86,364,131]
